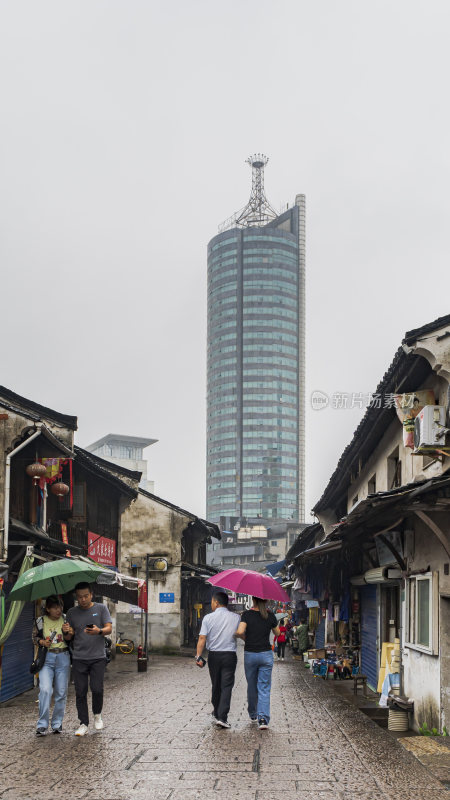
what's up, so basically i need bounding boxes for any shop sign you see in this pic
[88,532,116,566]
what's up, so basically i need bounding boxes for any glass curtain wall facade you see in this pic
[207,200,305,525]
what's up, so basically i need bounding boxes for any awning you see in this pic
[9,518,82,554]
[266,559,285,576]
[94,567,143,606]
[181,562,220,580]
[285,523,322,561]
[300,540,343,559]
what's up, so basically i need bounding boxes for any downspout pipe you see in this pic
[1,424,43,563]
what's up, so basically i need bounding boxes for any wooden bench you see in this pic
[353,674,368,696]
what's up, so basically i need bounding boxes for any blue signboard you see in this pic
[159,592,175,603]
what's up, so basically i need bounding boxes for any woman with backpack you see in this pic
[235,597,280,729]
[32,596,73,735]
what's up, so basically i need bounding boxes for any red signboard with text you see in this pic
[87,532,116,567]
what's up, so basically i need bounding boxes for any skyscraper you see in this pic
[207,156,305,529]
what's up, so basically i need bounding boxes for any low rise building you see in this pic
[0,386,219,703]
[208,520,304,571]
[287,314,450,731]
[116,488,220,649]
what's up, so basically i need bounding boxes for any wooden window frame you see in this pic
[405,571,439,655]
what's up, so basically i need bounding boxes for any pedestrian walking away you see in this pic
[195,591,240,729]
[275,619,287,661]
[65,582,112,736]
[33,596,72,736]
[236,597,279,729]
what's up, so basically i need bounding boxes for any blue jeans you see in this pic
[37,650,71,731]
[244,650,273,722]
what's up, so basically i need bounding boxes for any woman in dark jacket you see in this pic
[236,597,279,729]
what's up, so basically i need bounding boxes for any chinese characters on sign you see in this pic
[87,532,116,567]
[311,390,435,414]
[61,522,71,557]
[159,593,175,603]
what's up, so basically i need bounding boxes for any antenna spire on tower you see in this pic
[218,154,277,232]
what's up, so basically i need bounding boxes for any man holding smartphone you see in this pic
[65,583,112,736]
[195,591,240,729]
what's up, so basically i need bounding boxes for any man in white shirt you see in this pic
[195,591,240,729]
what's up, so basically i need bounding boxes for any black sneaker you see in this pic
[258,718,269,729]
[52,727,62,734]
[36,728,46,736]
[216,719,231,729]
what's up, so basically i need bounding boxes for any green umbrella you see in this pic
[7,558,110,602]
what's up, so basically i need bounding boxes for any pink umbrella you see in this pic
[206,568,290,602]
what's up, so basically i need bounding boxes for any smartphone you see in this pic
[86,624,94,629]
[196,655,206,666]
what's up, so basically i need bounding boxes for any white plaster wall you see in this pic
[118,492,189,649]
[402,516,450,730]
[403,647,440,730]
[148,567,181,615]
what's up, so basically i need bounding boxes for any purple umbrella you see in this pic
[207,568,290,602]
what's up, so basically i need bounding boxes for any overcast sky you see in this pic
[1,1,449,520]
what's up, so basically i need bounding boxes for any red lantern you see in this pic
[26,462,47,485]
[51,481,69,500]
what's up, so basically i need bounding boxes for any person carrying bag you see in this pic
[32,596,73,736]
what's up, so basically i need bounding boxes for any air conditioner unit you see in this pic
[414,405,446,451]
[387,568,402,580]
[350,574,366,586]
[364,567,387,583]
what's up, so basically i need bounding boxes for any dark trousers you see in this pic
[72,659,106,725]
[277,641,286,658]
[207,651,237,723]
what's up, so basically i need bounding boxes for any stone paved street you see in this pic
[0,648,449,800]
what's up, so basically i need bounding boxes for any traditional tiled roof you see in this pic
[0,386,77,430]
[138,488,220,540]
[74,446,138,498]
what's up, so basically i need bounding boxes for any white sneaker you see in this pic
[94,714,104,731]
[75,724,88,736]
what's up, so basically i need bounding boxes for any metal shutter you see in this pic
[360,584,378,691]
[0,585,34,702]
[315,615,325,649]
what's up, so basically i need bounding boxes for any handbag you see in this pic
[30,645,47,674]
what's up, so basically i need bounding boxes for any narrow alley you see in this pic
[0,650,448,800]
